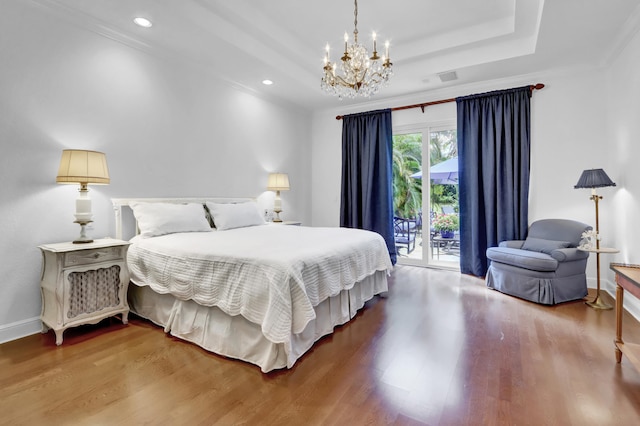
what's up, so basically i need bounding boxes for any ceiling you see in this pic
[34,0,640,111]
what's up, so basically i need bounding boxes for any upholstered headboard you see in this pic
[111,197,254,240]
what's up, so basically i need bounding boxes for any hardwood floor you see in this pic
[2,265,640,425]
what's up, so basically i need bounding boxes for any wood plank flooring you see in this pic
[2,265,640,425]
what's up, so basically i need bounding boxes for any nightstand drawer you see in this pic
[64,246,122,267]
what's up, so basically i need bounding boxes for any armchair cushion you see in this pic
[499,240,525,249]
[486,247,558,272]
[521,237,571,255]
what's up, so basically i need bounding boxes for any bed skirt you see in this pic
[128,270,388,372]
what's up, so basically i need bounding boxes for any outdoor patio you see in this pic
[397,232,460,265]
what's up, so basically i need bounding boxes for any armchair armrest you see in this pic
[550,248,590,262]
[499,240,525,249]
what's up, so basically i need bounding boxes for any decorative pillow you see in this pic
[206,201,265,231]
[521,237,571,255]
[130,202,212,238]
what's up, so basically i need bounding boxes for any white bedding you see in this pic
[128,224,393,348]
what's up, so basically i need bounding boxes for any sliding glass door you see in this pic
[392,124,458,269]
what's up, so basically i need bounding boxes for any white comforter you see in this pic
[127,225,392,345]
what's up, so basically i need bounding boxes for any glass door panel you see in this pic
[428,128,459,268]
[392,132,424,264]
[392,126,459,269]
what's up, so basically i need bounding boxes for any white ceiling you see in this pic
[34,0,640,111]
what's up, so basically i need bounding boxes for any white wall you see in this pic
[0,2,312,342]
[606,25,640,260]
[606,24,640,299]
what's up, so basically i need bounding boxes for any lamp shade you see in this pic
[56,149,110,185]
[267,173,290,191]
[574,168,616,189]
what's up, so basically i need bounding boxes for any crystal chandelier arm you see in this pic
[333,74,357,89]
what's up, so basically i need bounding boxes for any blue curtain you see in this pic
[341,109,397,264]
[456,86,531,277]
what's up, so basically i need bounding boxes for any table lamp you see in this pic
[56,149,110,243]
[267,173,290,222]
[574,168,616,309]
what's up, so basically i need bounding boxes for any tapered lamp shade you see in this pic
[267,173,290,191]
[56,150,110,186]
[56,149,110,243]
[574,169,616,189]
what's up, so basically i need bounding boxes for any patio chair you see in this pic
[394,216,418,254]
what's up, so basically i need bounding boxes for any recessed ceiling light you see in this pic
[262,79,274,86]
[133,17,153,28]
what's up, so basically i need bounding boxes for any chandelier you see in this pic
[321,0,393,99]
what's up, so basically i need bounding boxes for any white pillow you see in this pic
[206,201,265,231]
[130,202,212,238]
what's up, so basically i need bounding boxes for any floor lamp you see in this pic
[574,168,616,309]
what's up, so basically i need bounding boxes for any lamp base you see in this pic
[73,220,94,244]
[585,293,613,310]
[273,210,283,223]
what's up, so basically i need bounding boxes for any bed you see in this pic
[112,197,393,372]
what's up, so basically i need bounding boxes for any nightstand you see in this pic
[270,221,302,226]
[38,238,131,345]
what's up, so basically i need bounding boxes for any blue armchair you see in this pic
[485,219,592,305]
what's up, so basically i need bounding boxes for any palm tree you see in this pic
[392,130,458,218]
[430,129,457,164]
[429,130,458,213]
[392,134,422,218]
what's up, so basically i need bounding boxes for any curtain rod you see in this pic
[335,83,545,120]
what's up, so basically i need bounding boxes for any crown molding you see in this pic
[30,0,160,57]
[601,2,640,66]
[28,0,311,112]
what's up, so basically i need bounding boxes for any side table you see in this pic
[38,238,131,345]
[578,246,619,309]
[609,263,640,370]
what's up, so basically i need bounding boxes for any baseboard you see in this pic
[589,277,640,322]
[0,317,41,345]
